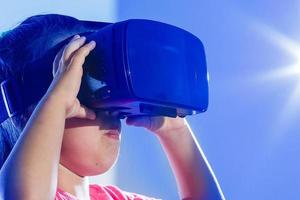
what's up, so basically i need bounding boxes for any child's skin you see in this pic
[0,35,223,199]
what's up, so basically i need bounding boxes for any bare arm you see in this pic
[0,36,96,200]
[155,118,225,200]
[0,94,66,200]
[126,117,225,200]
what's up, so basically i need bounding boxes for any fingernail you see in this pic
[89,41,96,48]
[71,35,80,41]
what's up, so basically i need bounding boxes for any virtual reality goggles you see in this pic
[0,19,208,122]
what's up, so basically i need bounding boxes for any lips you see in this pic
[104,130,121,140]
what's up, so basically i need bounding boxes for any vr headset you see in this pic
[0,19,208,123]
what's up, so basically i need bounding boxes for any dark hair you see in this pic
[0,14,107,168]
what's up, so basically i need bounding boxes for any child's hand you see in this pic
[126,116,187,136]
[46,35,96,120]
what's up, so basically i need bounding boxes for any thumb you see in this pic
[126,116,152,129]
[126,116,165,132]
[74,104,96,120]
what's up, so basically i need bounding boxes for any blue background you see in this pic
[1,0,300,199]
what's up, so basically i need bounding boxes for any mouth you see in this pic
[104,130,121,140]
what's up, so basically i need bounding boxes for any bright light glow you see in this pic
[255,23,300,132]
[262,64,300,80]
[258,23,300,80]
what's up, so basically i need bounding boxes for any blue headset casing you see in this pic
[0,19,208,122]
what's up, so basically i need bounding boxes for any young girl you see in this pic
[0,14,225,200]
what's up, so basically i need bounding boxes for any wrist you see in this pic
[43,92,69,118]
[156,124,192,150]
[155,119,190,140]
[45,77,75,115]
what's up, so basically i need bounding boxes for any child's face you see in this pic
[59,111,121,177]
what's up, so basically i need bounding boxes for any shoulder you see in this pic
[90,184,162,200]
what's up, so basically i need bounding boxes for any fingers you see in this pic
[52,48,63,77]
[126,116,165,132]
[67,40,96,71]
[126,116,152,128]
[53,35,96,74]
[63,35,86,62]
[52,35,83,76]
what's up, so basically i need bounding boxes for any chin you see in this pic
[79,157,119,176]
[87,167,113,176]
[60,157,117,177]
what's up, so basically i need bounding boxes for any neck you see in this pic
[57,164,90,199]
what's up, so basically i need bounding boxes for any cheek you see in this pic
[60,129,120,176]
[94,138,120,171]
